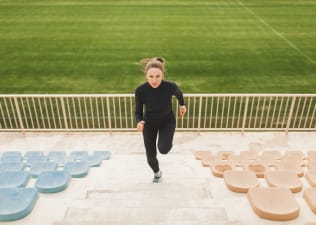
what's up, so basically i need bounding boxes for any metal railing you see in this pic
[0,94,315,133]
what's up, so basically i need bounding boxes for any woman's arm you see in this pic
[135,89,144,123]
[135,88,146,131]
[173,83,185,106]
[173,83,186,117]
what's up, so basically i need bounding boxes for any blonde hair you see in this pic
[139,57,165,75]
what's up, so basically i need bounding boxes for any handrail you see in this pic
[0,94,315,133]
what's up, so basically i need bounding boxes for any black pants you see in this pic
[142,115,176,173]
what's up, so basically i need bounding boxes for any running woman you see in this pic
[135,57,186,182]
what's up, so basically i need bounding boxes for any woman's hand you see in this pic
[137,120,145,132]
[179,105,186,117]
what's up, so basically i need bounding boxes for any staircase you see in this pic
[51,153,241,225]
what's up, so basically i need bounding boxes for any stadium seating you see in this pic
[0,171,30,188]
[94,150,111,160]
[211,160,235,178]
[224,170,259,193]
[275,160,304,177]
[243,162,268,178]
[24,151,44,160]
[0,187,38,221]
[200,155,218,167]
[303,188,316,214]
[25,155,48,167]
[64,161,89,178]
[30,162,57,178]
[0,162,25,172]
[194,150,212,160]
[306,171,316,187]
[247,187,300,221]
[261,150,282,160]
[35,171,71,193]
[0,149,112,221]
[87,155,102,167]
[0,151,23,163]
[70,151,89,160]
[265,171,302,193]
[48,151,66,166]
[194,149,316,222]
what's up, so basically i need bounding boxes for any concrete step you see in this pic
[82,179,213,208]
[53,221,240,225]
[59,206,228,224]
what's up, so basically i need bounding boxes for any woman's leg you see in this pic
[157,117,176,154]
[143,124,160,173]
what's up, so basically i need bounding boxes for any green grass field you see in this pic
[0,0,315,94]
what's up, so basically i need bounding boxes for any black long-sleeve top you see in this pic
[135,80,185,123]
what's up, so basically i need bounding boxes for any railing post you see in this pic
[286,96,296,135]
[106,96,112,134]
[241,96,249,134]
[14,97,24,132]
[60,97,68,131]
[197,96,202,135]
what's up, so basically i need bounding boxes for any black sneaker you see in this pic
[153,170,162,183]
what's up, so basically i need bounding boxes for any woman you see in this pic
[135,57,186,182]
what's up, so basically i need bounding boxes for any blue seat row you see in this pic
[0,150,111,163]
[0,150,111,221]
[0,150,111,167]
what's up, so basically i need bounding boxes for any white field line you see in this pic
[237,0,316,65]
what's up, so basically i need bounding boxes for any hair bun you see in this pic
[155,57,164,64]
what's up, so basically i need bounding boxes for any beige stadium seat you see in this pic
[306,171,316,187]
[275,161,304,177]
[211,160,235,178]
[243,162,268,178]
[262,150,282,160]
[194,151,212,160]
[239,150,258,160]
[247,187,300,221]
[217,151,234,160]
[200,155,219,167]
[265,171,302,193]
[307,160,316,170]
[279,158,305,167]
[227,155,249,166]
[307,150,316,160]
[283,150,306,160]
[303,188,316,214]
[224,170,259,193]
[255,155,277,167]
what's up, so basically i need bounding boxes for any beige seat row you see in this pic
[194,150,316,221]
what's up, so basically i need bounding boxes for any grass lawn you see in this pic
[0,0,315,94]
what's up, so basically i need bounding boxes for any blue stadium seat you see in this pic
[25,155,48,167]
[0,187,38,221]
[35,171,71,193]
[70,151,89,160]
[48,151,66,166]
[94,150,111,160]
[30,162,57,178]
[87,155,102,167]
[0,162,25,172]
[0,171,30,188]
[64,161,89,178]
[0,151,22,163]
[24,151,44,160]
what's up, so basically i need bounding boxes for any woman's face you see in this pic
[146,67,163,88]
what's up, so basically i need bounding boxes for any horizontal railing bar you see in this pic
[1,128,314,132]
[1,94,316,97]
